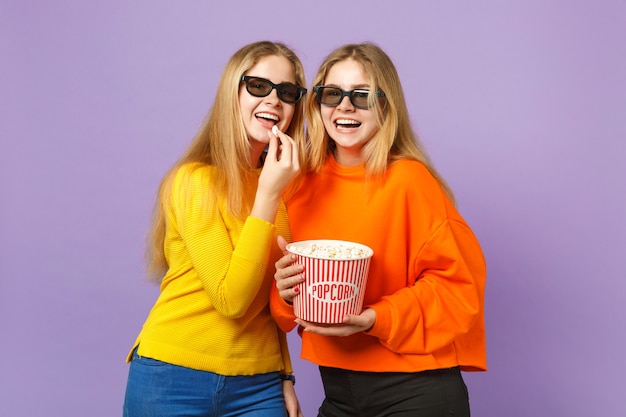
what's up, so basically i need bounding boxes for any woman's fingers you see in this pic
[274,253,304,293]
[265,131,279,160]
[271,127,298,168]
[277,235,289,255]
[258,128,298,196]
[274,264,304,289]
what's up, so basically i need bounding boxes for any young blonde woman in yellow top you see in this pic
[124,41,307,417]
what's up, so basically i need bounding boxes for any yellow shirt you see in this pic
[128,163,293,375]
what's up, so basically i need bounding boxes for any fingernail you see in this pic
[293,286,299,293]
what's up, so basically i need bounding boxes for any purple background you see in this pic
[1,1,625,415]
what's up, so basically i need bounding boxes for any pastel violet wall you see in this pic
[1,1,625,416]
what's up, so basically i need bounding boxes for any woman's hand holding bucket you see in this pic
[274,235,305,304]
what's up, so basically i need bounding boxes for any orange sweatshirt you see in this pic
[271,155,487,373]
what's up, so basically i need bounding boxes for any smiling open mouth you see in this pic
[256,112,279,125]
[336,119,361,128]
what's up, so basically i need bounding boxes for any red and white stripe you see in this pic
[293,256,371,324]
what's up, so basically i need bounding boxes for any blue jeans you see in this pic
[123,350,287,417]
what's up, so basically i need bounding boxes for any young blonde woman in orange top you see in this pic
[271,42,487,417]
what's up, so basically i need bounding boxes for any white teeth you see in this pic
[336,119,360,125]
[256,112,279,121]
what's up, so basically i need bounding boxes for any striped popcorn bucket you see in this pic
[286,240,373,324]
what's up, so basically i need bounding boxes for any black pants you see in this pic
[317,366,470,417]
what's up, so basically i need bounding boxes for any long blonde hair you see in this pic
[305,42,454,201]
[146,41,306,282]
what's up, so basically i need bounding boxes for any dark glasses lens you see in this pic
[313,86,384,110]
[241,76,306,104]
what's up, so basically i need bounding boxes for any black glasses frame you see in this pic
[313,86,385,110]
[241,76,307,104]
